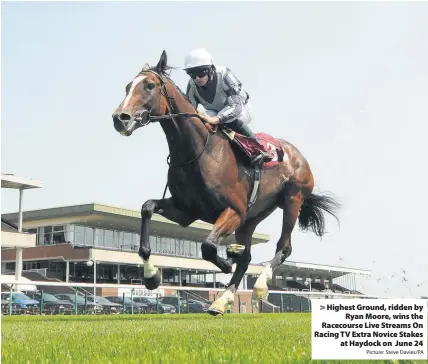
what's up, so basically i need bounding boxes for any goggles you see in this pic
[186,67,211,79]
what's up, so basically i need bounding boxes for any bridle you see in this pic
[133,70,197,126]
[133,69,211,169]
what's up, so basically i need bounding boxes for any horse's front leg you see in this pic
[139,197,196,290]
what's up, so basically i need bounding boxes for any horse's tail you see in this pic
[298,193,341,237]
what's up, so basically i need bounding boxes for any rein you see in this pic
[137,70,211,199]
[137,70,211,169]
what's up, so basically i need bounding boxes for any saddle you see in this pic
[206,124,285,210]
[220,128,285,169]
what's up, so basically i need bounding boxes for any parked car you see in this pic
[54,293,103,314]
[1,298,20,315]
[104,296,148,314]
[158,296,190,313]
[86,296,122,314]
[1,299,9,314]
[187,299,211,313]
[132,296,176,314]
[1,292,39,314]
[26,292,74,315]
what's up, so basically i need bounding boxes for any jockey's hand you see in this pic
[198,112,220,125]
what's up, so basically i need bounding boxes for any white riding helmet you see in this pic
[184,48,213,70]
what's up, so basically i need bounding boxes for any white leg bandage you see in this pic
[143,259,158,279]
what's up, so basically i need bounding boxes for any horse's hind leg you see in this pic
[253,187,305,301]
[208,207,277,316]
[207,221,255,316]
[139,197,196,290]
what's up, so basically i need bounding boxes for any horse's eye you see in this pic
[146,83,155,90]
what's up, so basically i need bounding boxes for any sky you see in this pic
[1,1,427,298]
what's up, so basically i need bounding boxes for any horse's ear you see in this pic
[156,50,167,74]
[141,63,150,72]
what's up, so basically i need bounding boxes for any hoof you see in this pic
[144,270,161,290]
[253,287,269,301]
[207,301,225,316]
[226,244,245,261]
[222,259,233,274]
[207,308,224,317]
[226,244,245,254]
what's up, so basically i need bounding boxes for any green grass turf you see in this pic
[1,313,424,364]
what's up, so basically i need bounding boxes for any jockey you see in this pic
[184,48,272,166]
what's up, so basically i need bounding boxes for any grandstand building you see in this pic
[1,203,270,289]
[2,174,371,311]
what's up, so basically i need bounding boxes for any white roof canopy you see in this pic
[1,174,43,190]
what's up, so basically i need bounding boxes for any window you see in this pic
[26,223,212,259]
[183,240,190,256]
[37,227,45,245]
[190,241,197,257]
[84,227,94,246]
[164,237,171,254]
[33,225,73,245]
[97,264,114,280]
[94,229,104,247]
[168,238,176,255]
[149,235,157,252]
[44,226,53,245]
[104,230,114,248]
[175,239,182,256]
[6,262,15,270]
[167,237,174,254]
[161,237,168,253]
[50,262,63,272]
[68,225,75,243]
[23,262,41,270]
[132,234,140,251]
[74,226,85,244]
[156,236,162,252]
[123,232,132,249]
[197,273,205,283]
[163,269,175,283]
[53,225,67,243]
[190,271,197,283]
[113,231,122,249]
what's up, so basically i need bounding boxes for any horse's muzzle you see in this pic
[112,114,136,136]
[112,109,150,136]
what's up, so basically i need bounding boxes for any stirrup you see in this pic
[251,152,272,166]
[261,151,273,161]
[250,154,263,166]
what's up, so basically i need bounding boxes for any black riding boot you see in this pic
[227,120,273,166]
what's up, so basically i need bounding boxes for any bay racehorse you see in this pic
[112,51,340,315]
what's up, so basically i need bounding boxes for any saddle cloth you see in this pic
[221,130,284,168]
